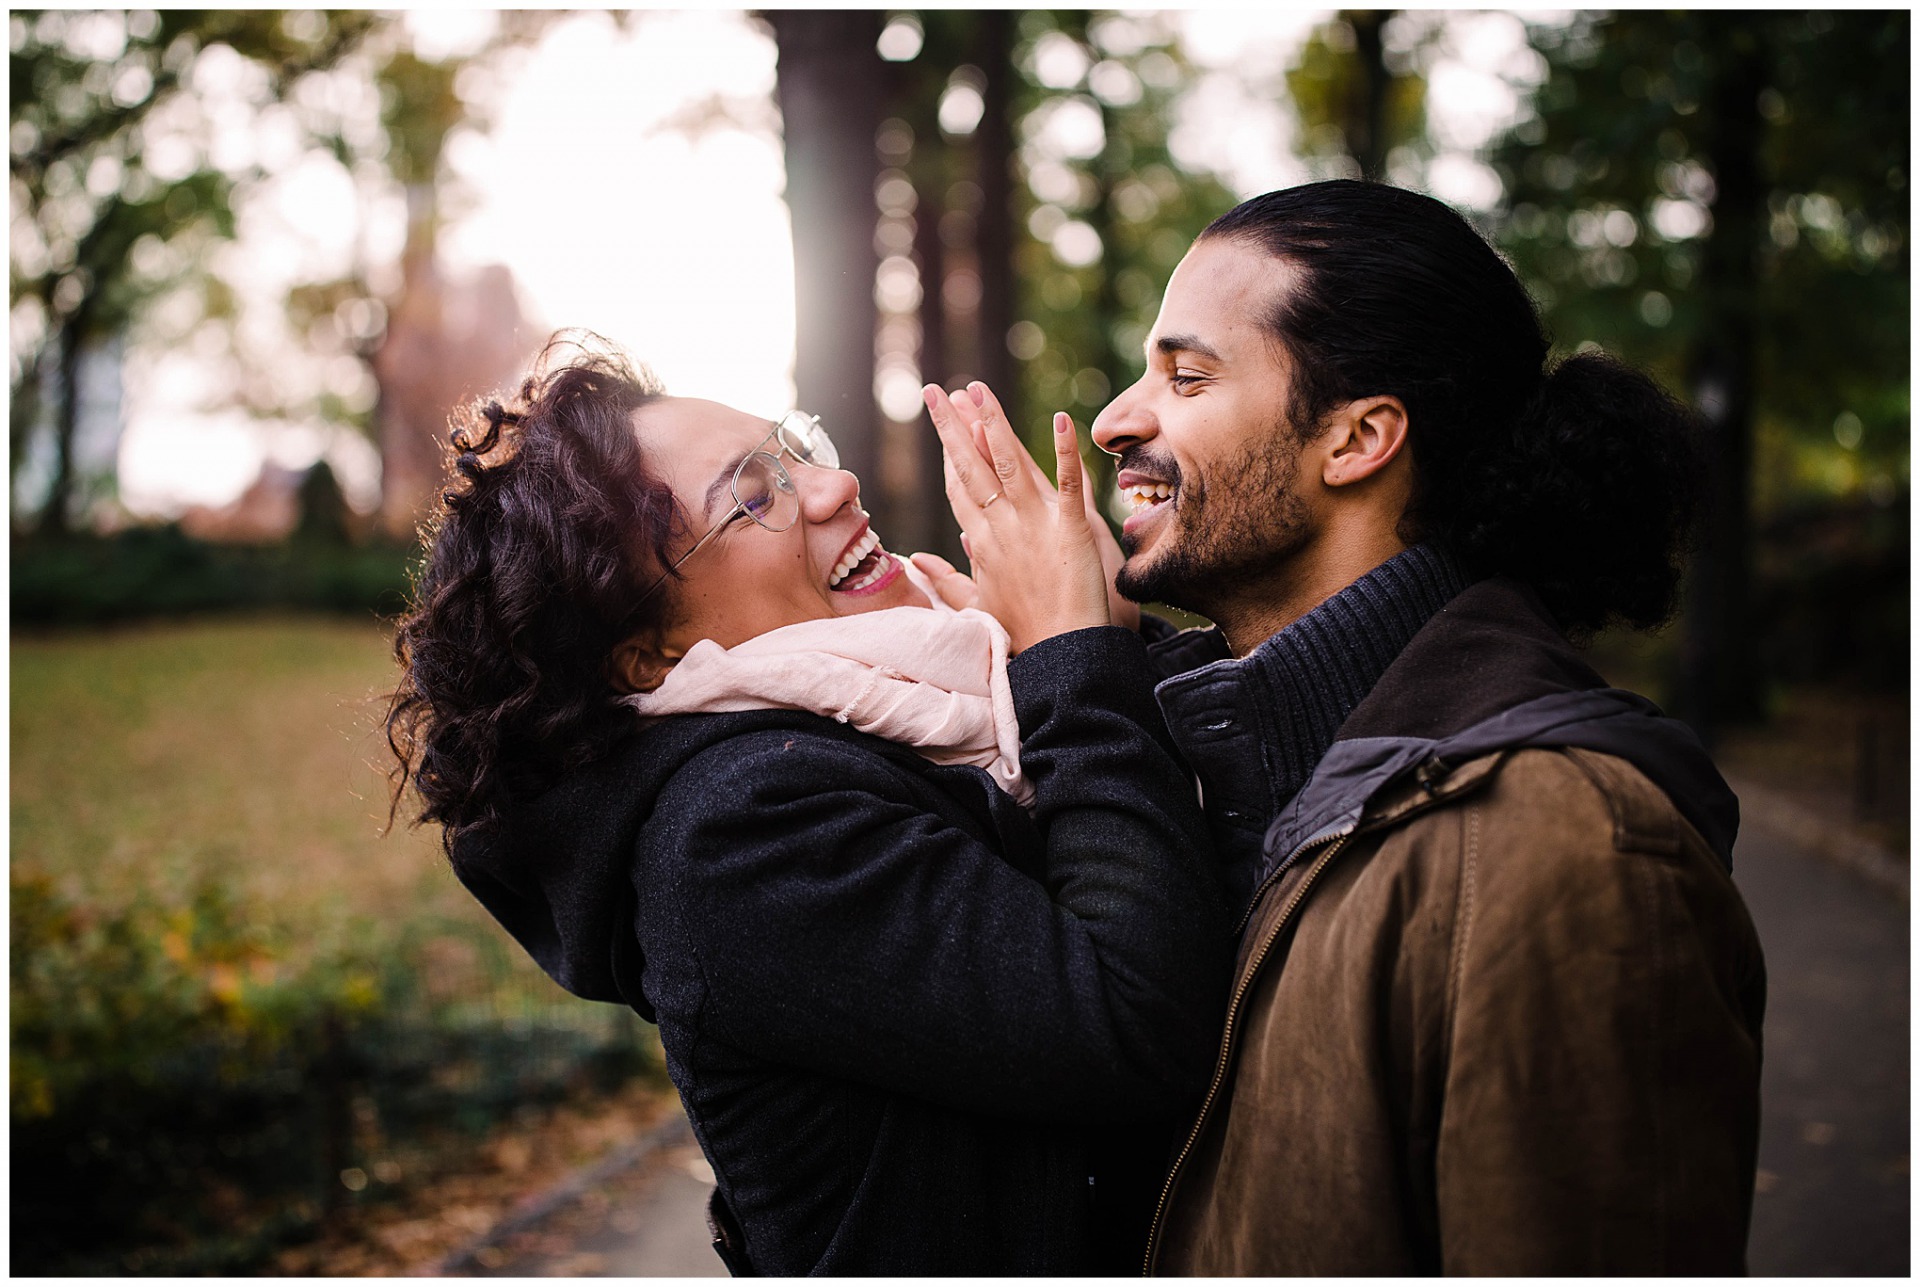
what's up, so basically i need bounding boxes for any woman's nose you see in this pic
[797,459,861,520]
[1091,377,1154,455]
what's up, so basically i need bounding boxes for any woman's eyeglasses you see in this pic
[629,412,839,612]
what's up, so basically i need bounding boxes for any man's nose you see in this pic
[1091,377,1154,455]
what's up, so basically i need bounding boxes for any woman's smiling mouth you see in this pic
[828,527,902,595]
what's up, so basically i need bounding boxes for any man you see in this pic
[1091,181,1765,1274]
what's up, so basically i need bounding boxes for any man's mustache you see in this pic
[1117,446,1182,492]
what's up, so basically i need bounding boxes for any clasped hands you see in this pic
[912,382,1138,653]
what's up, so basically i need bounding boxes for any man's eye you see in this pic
[1171,371,1207,390]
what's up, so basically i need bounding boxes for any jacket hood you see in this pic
[1257,578,1739,885]
[449,708,841,1019]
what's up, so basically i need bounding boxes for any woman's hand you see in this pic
[927,381,1140,634]
[924,382,1110,653]
[1076,452,1142,635]
[908,551,979,611]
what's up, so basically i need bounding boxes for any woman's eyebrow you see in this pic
[702,457,745,516]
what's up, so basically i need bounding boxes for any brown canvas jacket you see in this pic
[1145,580,1766,1275]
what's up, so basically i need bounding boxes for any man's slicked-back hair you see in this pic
[1201,180,1701,641]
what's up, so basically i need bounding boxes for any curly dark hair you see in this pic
[1203,180,1702,640]
[386,331,677,850]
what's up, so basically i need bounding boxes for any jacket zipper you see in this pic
[1141,833,1352,1275]
[1230,824,1346,938]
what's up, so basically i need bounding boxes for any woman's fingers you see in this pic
[1051,413,1100,561]
[1051,413,1085,513]
[967,383,1067,500]
[1073,445,1141,632]
[909,551,979,611]
[924,384,997,510]
[956,384,1036,505]
[939,442,987,540]
[945,389,1019,508]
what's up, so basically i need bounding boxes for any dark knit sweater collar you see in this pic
[1241,541,1471,798]
[1154,544,1470,899]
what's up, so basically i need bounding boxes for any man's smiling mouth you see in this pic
[1121,480,1174,513]
[1117,468,1176,523]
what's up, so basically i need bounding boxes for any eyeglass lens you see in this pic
[735,453,798,530]
[776,412,838,470]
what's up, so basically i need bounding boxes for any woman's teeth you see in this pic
[828,529,883,589]
[1123,482,1174,512]
[837,553,894,593]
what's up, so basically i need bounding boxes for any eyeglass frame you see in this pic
[626,411,838,615]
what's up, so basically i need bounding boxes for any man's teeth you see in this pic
[828,529,882,589]
[1122,482,1174,511]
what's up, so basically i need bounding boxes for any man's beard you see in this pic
[1114,427,1312,618]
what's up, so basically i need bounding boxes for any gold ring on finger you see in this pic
[980,491,1003,509]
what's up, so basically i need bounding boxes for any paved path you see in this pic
[472,805,1908,1277]
[1736,813,1910,1276]
[477,1129,724,1277]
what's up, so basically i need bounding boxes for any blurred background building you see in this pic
[9,8,1907,1276]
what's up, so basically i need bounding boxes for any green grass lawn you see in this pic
[14,614,451,916]
[10,611,629,1050]
[11,614,651,1273]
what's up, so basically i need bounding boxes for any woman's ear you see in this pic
[608,631,683,694]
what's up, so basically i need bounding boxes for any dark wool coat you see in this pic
[453,626,1229,1276]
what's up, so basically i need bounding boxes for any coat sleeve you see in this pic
[1432,750,1766,1274]
[642,625,1229,1123]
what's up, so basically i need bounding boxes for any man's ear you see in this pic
[608,630,684,694]
[1319,395,1409,489]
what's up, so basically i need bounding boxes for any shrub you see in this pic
[10,867,655,1275]
[10,526,416,626]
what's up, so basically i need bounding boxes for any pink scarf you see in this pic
[621,597,1030,806]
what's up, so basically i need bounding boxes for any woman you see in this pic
[386,333,1226,1275]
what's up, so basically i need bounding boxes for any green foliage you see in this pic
[10,618,660,1274]
[1286,11,1428,178]
[377,50,464,187]
[11,525,414,624]
[11,865,652,1274]
[1007,13,1237,482]
[1751,497,1910,691]
[9,9,382,528]
[10,866,380,1123]
[295,461,354,545]
[11,11,555,534]
[1490,10,1910,513]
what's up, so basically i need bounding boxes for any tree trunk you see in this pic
[766,11,887,530]
[1087,97,1127,505]
[1341,10,1393,178]
[972,12,1017,432]
[1678,20,1769,738]
[39,320,83,537]
[909,166,963,561]
[10,347,45,523]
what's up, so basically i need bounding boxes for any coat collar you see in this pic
[1148,545,1468,900]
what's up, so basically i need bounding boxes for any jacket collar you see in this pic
[1257,580,1740,885]
[1148,545,1467,897]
